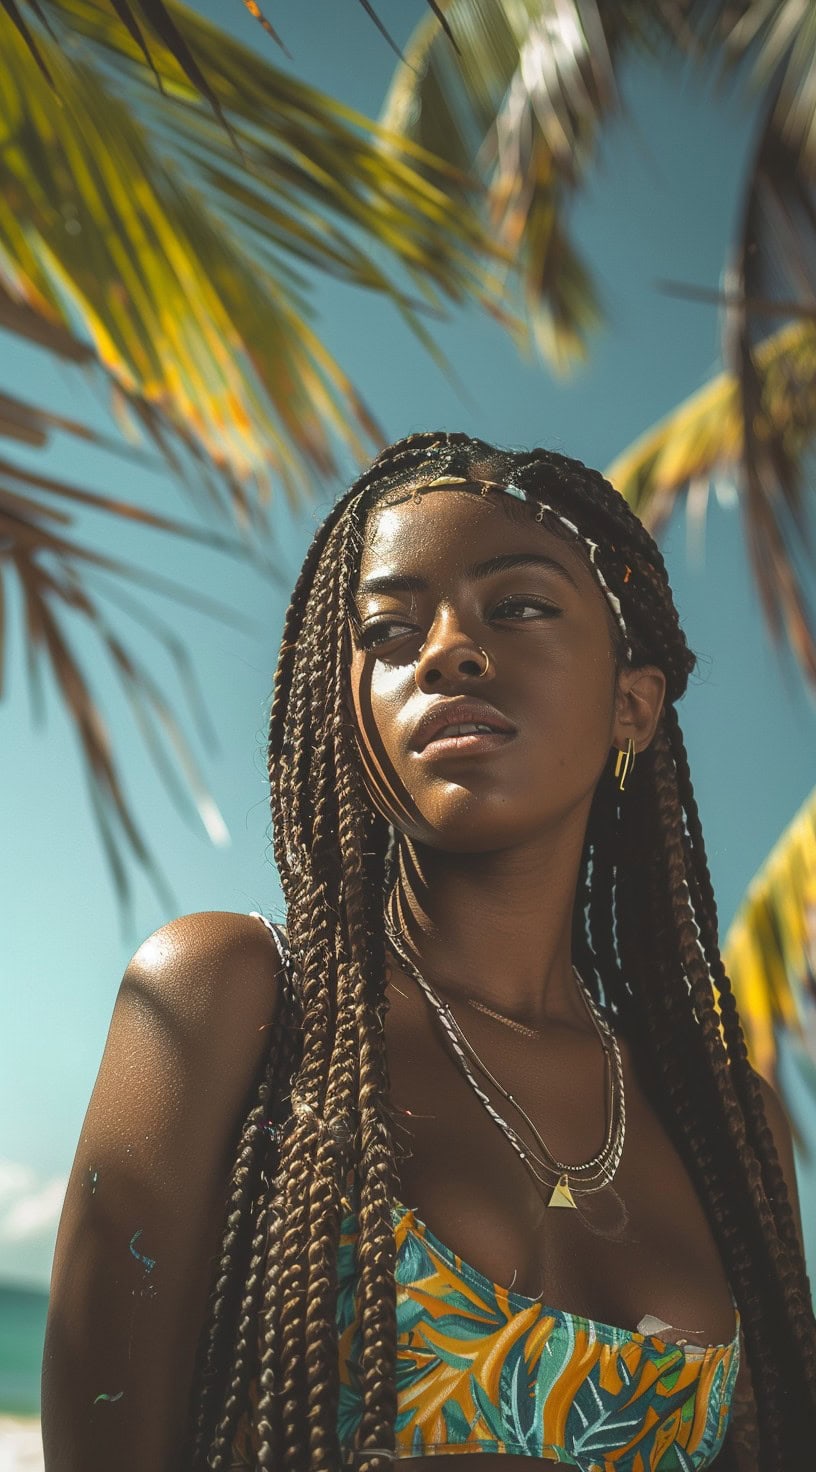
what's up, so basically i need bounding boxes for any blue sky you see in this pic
[2,1,815,1288]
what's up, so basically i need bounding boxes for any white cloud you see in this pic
[0,1177,67,1243]
[0,1160,68,1288]
[0,1160,36,1206]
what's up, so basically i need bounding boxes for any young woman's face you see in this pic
[348,488,631,853]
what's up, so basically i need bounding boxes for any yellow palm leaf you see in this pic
[0,0,510,919]
[605,321,816,532]
[722,785,816,1088]
[605,321,816,690]
[0,0,507,504]
[3,2,446,106]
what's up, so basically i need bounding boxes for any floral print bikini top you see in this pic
[234,915,742,1469]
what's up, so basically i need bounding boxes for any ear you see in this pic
[612,664,666,756]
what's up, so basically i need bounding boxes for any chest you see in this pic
[383,975,737,1353]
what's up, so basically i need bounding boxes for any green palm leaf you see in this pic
[381,0,662,370]
[606,321,816,529]
[0,0,505,504]
[665,4,816,688]
[606,321,816,685]
[1,1,448,96]
[688,2,816,176]
[0,0,510,916]
[722,785,816,1096]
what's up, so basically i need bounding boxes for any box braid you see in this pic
[181,431,816,1471]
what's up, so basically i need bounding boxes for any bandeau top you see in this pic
[233,914,742,1469]
[334,1180,741,1468]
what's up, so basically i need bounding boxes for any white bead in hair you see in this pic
[504,482,632,660]
[353,470,633,662]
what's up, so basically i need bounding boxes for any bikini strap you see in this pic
[249,909,289,965]
[248,911,300,1012]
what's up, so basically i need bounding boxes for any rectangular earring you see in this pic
[614,738,635,791]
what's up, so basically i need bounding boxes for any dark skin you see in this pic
[349,487,665,1029]
[346,486,784,1471]
[42,485,802,1470]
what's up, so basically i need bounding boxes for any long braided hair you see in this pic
[182,431,816,1471]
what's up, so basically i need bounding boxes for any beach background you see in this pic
[0,1285,47,1469]
[3,3,816,1469]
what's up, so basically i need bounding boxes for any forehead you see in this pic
[355,487,593,586]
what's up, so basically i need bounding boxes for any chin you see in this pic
[406,792,538,854]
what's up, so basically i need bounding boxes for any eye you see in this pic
[356,618,419,651]
[491,596,562,621]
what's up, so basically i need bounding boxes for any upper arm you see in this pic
[41,910,285,1472]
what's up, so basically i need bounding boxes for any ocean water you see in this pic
[0,1285,48,1417]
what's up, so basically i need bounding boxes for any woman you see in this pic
[43,432,816,1472]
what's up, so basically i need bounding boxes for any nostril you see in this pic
[459,657,482,677]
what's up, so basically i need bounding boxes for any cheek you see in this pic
[351,657,409,757]
[573,654,617,720]
[368,665,410,741]
[530,645,616,771]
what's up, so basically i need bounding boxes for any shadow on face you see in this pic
[345,486,635,859]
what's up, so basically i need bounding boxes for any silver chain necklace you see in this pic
[384,915,626,1210]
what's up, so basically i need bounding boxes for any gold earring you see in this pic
[613,737,636,791]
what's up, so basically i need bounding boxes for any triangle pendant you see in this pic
[548,1174,577,1209]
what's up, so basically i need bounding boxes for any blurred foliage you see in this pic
[1,0,507,494]
[606,322,816,683]
[0,0,508,917]
[381,0,640,370]
[722,786,816,1118]
[4,0,816,964]
[386,1,816,689]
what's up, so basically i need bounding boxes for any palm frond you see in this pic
[1,506,247,918]
[658,3,816,687]
[606,319,816,686]
[4,2,453,85]
[0,0,506,510]
[606,320,816,527]
[0,424,268,925]
[685,1,816,177]
[722,785,816,1098]
[0,387,150,460]
[381,0,662,370]
[722,88,816,679]
[0,0,507,919]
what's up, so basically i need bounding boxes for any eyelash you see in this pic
[356,597,561,651]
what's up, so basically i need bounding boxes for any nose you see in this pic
[414,610,493,690]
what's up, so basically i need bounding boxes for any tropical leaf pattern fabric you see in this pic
[337,1197,741,1469]
[229,1187,740,1470]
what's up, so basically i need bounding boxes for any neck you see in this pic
[387,818,594,1034]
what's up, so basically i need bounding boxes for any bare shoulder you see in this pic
[124,906,282,1000]
[42,911,287,1471]
[85,907,287,1178]
[126,907,284,1015]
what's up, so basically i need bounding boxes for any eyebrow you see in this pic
[357,551,579,598]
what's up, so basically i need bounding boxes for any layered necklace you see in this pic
[384,893,626,1212]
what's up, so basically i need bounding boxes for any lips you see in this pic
[410,699,517,751]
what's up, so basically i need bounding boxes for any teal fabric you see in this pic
[336,1191,741,1469]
